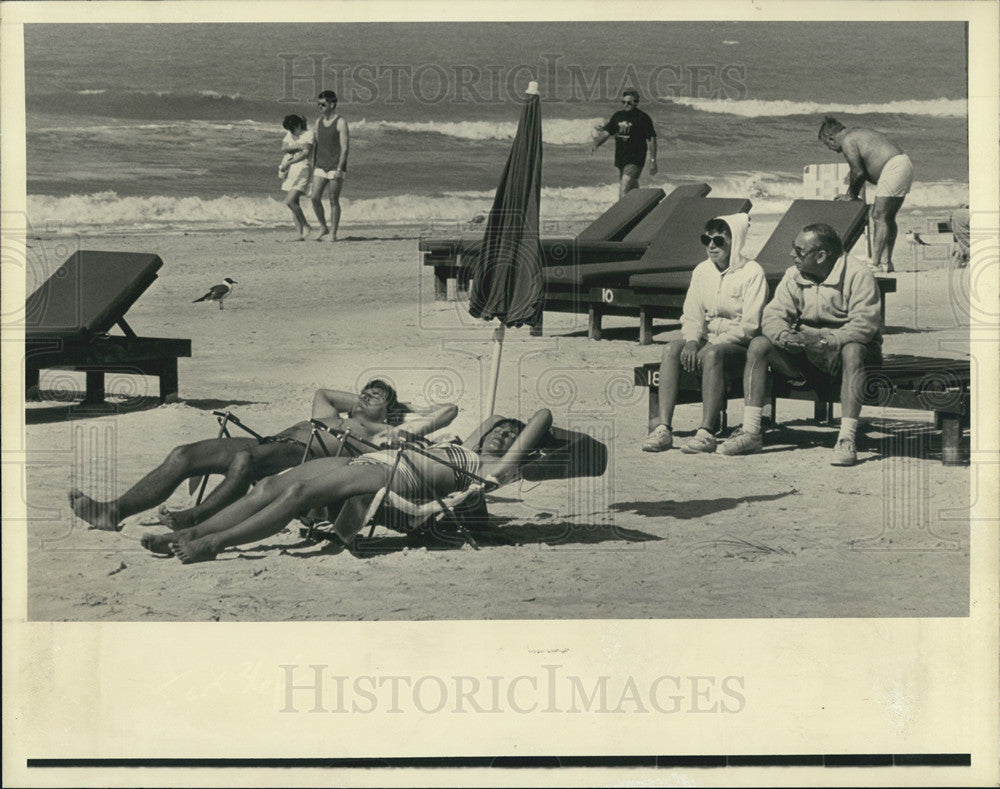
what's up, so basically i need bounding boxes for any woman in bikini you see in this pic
[142,408,552,563]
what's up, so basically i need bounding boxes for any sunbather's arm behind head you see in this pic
[312,389,361,420]
[481,408,553,485]
[400,403,459,437]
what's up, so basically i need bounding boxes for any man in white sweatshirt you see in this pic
[642,212,767,454]
[717,222,883,466]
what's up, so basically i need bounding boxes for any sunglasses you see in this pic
[700,234,728,247]
[792,245,822,258]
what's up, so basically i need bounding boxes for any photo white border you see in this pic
[2,1,997,786]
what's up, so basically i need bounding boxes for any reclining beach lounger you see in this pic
[422,183,712,300]
[540,196,753,340]
[624,198,894,343]
[304,416,609,550]
[25,250,192,405]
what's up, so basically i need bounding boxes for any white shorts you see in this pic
[875,154,914,198]
[282,162,312,194]
[313,167,345,181]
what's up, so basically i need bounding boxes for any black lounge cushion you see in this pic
[576,187,665,242]
[546,197,752,289]
[622,182,711,244]
[629,198,868,291]
[26,251,163,338]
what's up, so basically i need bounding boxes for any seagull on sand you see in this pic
[193,278,237,309]
[904,230,931,246]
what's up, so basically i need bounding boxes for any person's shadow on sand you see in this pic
[284,515,661,557]
[610,489,798,520]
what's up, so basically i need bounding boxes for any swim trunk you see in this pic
[619,163,643,180]
[313,167,345,181]
[258,434,308,450]
[874,154,914,198]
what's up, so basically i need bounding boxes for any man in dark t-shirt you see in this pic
[591,89,658,198]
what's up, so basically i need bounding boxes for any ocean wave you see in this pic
[30,89,274,121]
[668,97,967,118]
[26,179,969,234]
[373,118,601,145]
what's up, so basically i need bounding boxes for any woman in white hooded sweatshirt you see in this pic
[642,213,767,453]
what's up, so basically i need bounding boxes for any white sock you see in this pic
[743,406,763,435]
[839,417,859,442]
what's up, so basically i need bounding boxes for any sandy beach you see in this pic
[23,215,971,621]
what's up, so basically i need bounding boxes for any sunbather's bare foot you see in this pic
[315,225,330,241]
[296,225,311,241]
[172,535,219,564]
[156,505,194,531]
[68,488,120,531]
[328,233,337,242]
[141,532,176,555]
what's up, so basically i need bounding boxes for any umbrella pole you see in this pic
[486,323,505,417]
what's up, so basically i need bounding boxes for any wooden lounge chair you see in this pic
[541,196,753,340]
[621,199,896,344]
[25,251,191,405]
[632,354,971,466]
[303,417,609,550]
[421,183,711,300]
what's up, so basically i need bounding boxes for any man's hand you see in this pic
[679,340,701,372]
[648,159,658,176]
[777,330,806,352]
[800,330,834,353]
[835,193,860,202]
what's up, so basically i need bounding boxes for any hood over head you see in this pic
[712,212,751,271]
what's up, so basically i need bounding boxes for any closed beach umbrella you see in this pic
[468,81,544,415]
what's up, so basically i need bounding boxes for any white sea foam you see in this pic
[668,97,967,118]
[372,118,602,145]
[27,178,969,234]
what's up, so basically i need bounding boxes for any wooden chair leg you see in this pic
[939,412,963,466]
[25,365,40,395]
[588,306,603,341]
[159,359,180,403]
[83,370,106,405]
[638,308,653,346]
[434,268,448,301]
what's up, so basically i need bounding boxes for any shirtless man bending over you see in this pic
[68,379,458,532]
[818,116,914,273]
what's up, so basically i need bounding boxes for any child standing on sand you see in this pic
[278,114,315,240]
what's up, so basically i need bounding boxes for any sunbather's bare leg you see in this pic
[158,441,308,528]
[284,190,311,240]
[170,460,386,563]
[310,175,330,240]
[326,178,343,241]
[69,437,259,531]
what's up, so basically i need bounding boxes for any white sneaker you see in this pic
[642,424,673,452]
[830,437,857,466]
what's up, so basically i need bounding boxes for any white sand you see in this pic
[23,222,971,621]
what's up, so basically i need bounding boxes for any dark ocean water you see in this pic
[23,21,969,232]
